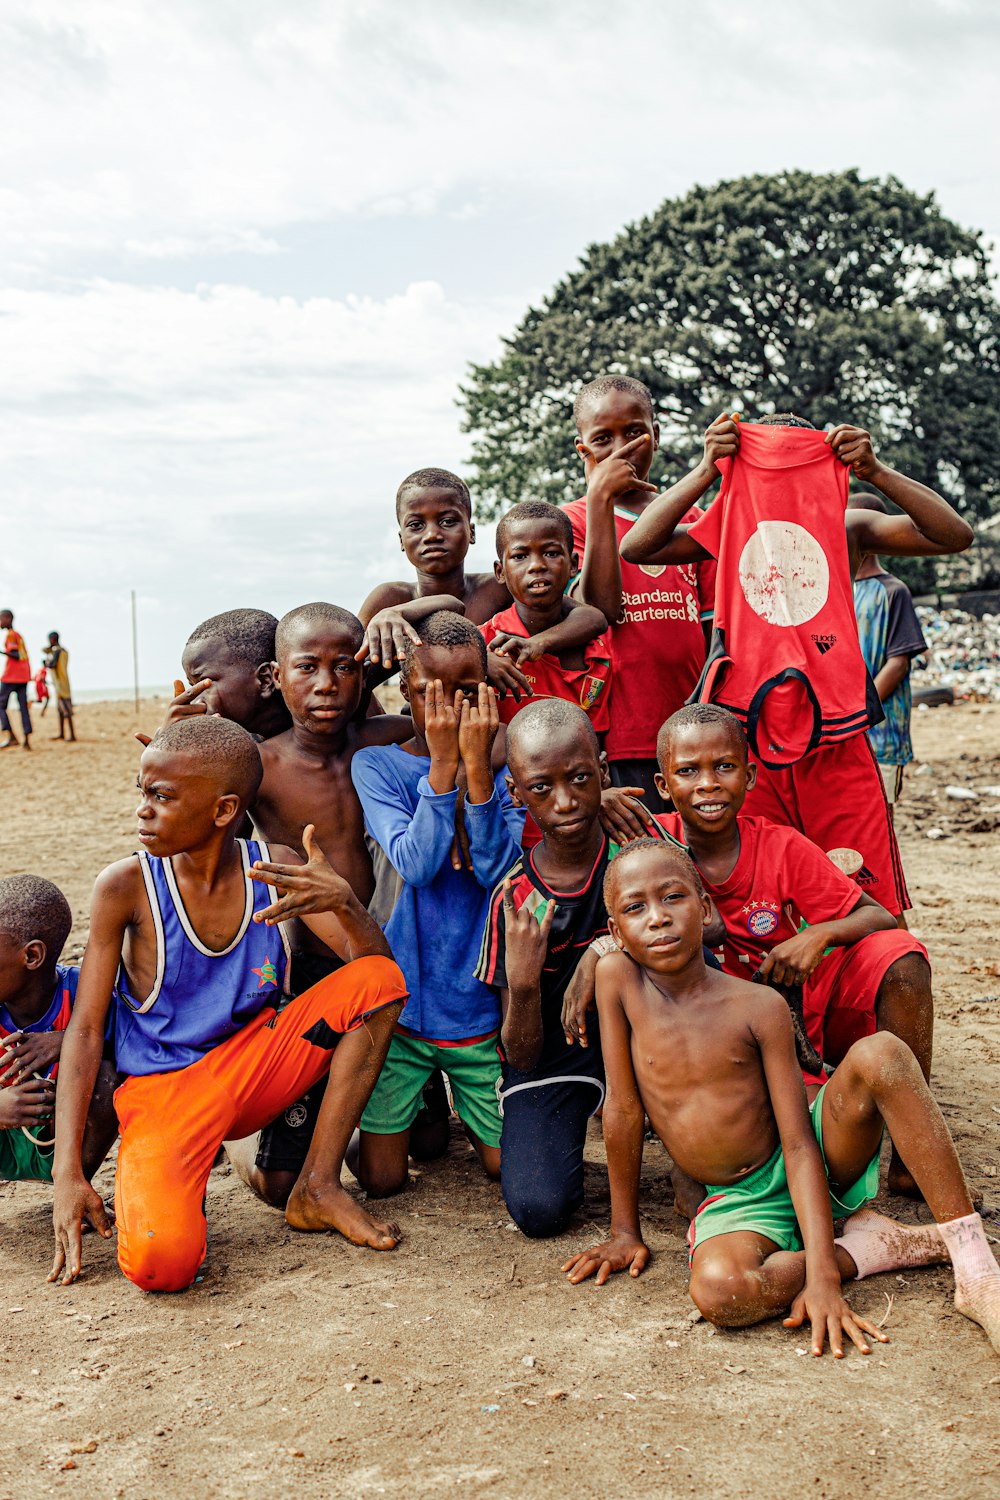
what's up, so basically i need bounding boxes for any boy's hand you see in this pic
[561,949,598,1047]
[249,824,353,924]
[561,1233,650,1286]
[134,678,212,748]
[0,1028,62,1085]
[424,680,461,768]
[458,684,500,773]
[49,1177,113,1286]
[0,1074,56,1128]
[355,608,421,671]
[489,633,547,667]
[502,882,555,993]
[784,1276,888,1358]
[598,786,660,844]
[756,929,830,988]
[486,649,532,702]
[702,412,741,471]
[825,424,881,482]
[579,435,658,508]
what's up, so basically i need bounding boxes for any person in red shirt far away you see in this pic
[620,413,973,921]
[1,608,32,751]
[563,376,717,808]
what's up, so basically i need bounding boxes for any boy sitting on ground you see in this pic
[347,612,524,1193]
[49,716,408,1292]
[652,703,934,1203]
[1,875,117,1187]
[563,839,1000,1362]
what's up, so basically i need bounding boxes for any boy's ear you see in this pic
[744,759,756,793]
[494,559,506,585]
[398,528,405,554]
[256,661,277,700]
[607,915,625,951]
[22,938,46,973]
[570,549,580,578]
[598,751,611,790]
[399,674,411,704]
[652,420,660,449]
[214,794,243,831]
[505,772,522,809]
[469,522,477,546]
[654,770,669,803]
[269,659,282,691]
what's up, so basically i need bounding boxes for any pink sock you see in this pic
[835,1208,946,1280]
[937,1213,1000,1289]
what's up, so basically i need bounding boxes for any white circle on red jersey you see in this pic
[738,521,830,627]
[826,846,864,876]
[638,564,666,577]
[747,908,779,937]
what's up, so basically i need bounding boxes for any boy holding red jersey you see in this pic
[652,703,934,1198]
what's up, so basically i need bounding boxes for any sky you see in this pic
[2,0,999,691]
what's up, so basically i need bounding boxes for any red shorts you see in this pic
[742,732,911,916]
[114,955,406,1292]
[803,930,929,1069]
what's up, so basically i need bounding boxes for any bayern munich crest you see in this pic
[743,899,780,938]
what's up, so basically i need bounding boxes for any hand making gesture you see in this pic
[134,678,212,747]
[457,682,500,803]
[501,880,556,996]
[355,607,422,672]
[249,823,354,925]
[578,433,659,508]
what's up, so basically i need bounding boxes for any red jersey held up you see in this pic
[653,812,861,977]
[687,425,882,769]
[479,605,612,732]
[562,498,716,761]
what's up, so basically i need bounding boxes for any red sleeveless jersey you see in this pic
[687,424,881,768]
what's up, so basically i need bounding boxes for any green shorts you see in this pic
[688,1084,881,1258]
[361,1030,502,1149]
[0,1125,55,1183]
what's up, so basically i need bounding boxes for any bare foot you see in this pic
[285,1177,401,1250]
[670,1162,705,1222]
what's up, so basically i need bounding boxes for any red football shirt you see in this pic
[687,425,880,768]
[562,499,716,761]
[654,812,861,976]
[479,605,613,732]
[2,630,30,685]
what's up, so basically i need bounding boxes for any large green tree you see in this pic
[460,170,1000,529]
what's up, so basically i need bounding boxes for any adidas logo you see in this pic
[811,633,837,654]
[855,864,877,886]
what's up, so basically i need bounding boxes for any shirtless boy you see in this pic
[1,875,117,1186]
[564,840,1000,1361]
[653,703,934,1198]
[49,716,407,1291]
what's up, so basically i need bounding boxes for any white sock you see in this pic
[937,1212,1000,1355]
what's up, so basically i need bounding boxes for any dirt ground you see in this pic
[2,697,999,1500]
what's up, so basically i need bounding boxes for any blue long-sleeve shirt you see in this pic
[351,744,524,1041]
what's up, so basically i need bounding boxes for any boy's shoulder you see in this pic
[358,581,417,621]
[464,572,510,625]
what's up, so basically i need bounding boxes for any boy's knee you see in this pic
[689,1262,762,1327]
[359,1163,409,1199]
[118,1228,205,1293]
[845,1030,918,1088]
[503,1182,579,1239]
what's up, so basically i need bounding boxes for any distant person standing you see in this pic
[44,632,76,743]
[0,608,32,751]
[848,491,928,816]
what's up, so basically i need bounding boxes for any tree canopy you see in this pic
[460,170,1000,528]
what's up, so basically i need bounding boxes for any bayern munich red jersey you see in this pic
[562,498,716,761]
[687,425,882,769]
[654,812,861,975]
[479,605,613,733]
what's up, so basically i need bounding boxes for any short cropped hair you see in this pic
[603,836,705,911]
[758,413,815,429]
[496,500,574,560]
[395,467,472,523]
[185,608,278,670]
[656,703,748,766]
[506,697,599,774]
[0,874,72,960]
[275,602,364,661]
[401,610,488,682]
[847,489,889,513]
[150,716,263,804]
[573,375,655,432]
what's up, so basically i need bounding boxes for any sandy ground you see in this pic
[1,697,999,1500]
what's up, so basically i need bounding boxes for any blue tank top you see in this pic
[113,839,292,1077]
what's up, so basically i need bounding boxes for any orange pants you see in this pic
[114,955,406,1292]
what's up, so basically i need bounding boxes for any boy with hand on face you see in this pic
[563,839,1000,1364]
[49,716,408,1291]
[563,377,717,806]
[347,612,523,1195]
[1,876,117,1188]
[653,703,934,1199]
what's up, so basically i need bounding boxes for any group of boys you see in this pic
[0,612,75,748]
[4,378,1000,1363]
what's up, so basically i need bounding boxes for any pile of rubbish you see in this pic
[912,606,1000,703]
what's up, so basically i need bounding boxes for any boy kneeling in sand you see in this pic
[563,839,1000,1359]
[49,716,407,1292]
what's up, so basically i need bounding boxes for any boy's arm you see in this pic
[357,593,466,675]
[563,954,650,1285]
[498,884,555,1071]
[873,655,911,702]
[754,993,887,1358]
[573,434,659,620]
[756,893,894,990]
[351,730,459,889]
[248,830,392,962]
[832,426,975,558]
[49,865,133,1284]
[618,415,739,565]
[457,686,523,888]
[489,599,609,667]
